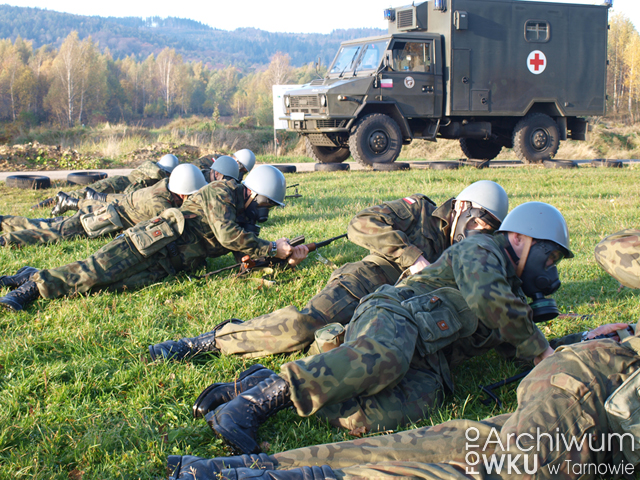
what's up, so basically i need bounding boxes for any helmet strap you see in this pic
[244,191,257,209]
[449,201,464,244]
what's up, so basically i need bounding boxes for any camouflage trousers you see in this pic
[0,215,64,233]
[243,339,640,479]
[214,259,400,358]
[32,234,173,299]
[279,283,446,432]
[595,229,640,289]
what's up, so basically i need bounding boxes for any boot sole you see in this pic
[208,412,260,455]
[0,298,24,311]
[192,364,269,418]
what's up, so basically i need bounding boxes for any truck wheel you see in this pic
[459,138,502,161]
[304,137,350,164]
[349,114,402,166]
[512,113,560,164]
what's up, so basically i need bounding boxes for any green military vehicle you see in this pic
[281,0,609,166]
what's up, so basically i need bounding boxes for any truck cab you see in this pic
[281,0,609,166]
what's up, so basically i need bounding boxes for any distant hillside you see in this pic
[0,4,386,68]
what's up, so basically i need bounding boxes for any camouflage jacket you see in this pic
[347,195,453,271]
[594,229,640,289]
[127,160,170,184]
[176,179,271,269]
[191,154,222,178]
[115,179,179,228]
[399,233,549,363]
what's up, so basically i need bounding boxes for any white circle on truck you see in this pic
[527,50,546,75]
[404,76,415,88]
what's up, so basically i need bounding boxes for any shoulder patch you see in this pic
[403,197,417,205]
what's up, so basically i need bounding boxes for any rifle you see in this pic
[479,326,632,408]
[192,233,347,281]
[285,184,302,199]
[30,196,56,210]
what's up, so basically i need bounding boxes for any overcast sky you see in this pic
[3,0,638,34]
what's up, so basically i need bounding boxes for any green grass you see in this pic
[1,165,640,478]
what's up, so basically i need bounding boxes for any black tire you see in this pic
[273,165,297,173]
[372,162,410,171]
[428,161,459,170]
[544,160,576,169]
[512,113,560,164]
[5,175,51,189]
[591,159,623,168]
[348,114,403,166]
[67,171,108,186]
[305,137,350,164]
[314,163,350,172]
[459,138,502,161]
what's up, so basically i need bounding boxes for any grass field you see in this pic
[0,164,639,479]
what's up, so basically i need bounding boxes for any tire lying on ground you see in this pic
[543,160,577,169]
[428,161,459,170]
[591,159,623,168]
[5,175,51,189]
[372,162,410,171]
[273,165,297,174]
[314,163,350,172]
[67,171,108,185]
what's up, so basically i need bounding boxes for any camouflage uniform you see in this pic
[0,179,178,247]
[200,337,640,480]
[31,179,270,299]
[595,229,640,289]
[214,195,453,358]
[67,160,171,201]
[276,233,549,433]
[192,154,221,181]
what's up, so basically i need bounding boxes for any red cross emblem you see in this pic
[527,50,546,75]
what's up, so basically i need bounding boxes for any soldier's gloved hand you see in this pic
[409,255,430,275]
[275,238,293,259]
[288,245,309,266]
[585,322,630,342]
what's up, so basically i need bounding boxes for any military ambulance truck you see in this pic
[281,0,609,166]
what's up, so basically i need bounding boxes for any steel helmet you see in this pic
[242,165,286,206]
[497,201,573,258]
[158,154,179,173]
[168,164,208,195]
[456,180,509,223]
[211,155,240,180]
[234,149,256,172]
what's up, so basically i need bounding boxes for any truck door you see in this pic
[380,40,436,117]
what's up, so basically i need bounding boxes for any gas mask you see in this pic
[244,194,275,224]
[450,202,501,244]
[510,239,564,323]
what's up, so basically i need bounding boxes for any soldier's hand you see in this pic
[533,346,554,365]
[585,322,629,341]
[275,238,293,259]
[409,255,430,275]
[288,245,309,266]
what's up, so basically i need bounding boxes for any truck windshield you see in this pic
[330,45,362,76]
[353,40,389,75]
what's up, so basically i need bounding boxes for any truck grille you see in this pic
[291,96,319,108]
[316,120,346,129]
[397,10,415,29]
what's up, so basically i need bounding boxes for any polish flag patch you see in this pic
[403,197,416,204]
[381,78,393,88]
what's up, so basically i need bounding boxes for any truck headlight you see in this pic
[284,96,290,108]
[320,94,327,107]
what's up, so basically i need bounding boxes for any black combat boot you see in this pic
[148,318,243,362]
[0,266,40,288]
[167,453,277,480]
[192,364,275,418]
[0,280,41,311]
[84,188,108,202]
[207,373,292,454]
[51,192,79,216]
[168,455,335,480]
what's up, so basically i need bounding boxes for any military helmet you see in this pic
[242,165,286,206]
[234,149,256,172]
[168,164,208,195]
[456,180,509,222]
[497,201,573,258]
[211,155,240,180]
[158,154,179,173]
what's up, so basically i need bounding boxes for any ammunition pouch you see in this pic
[126,208,185,257]
[80,204,124,238]
[308,323,346,356]
[605,336,640,466]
